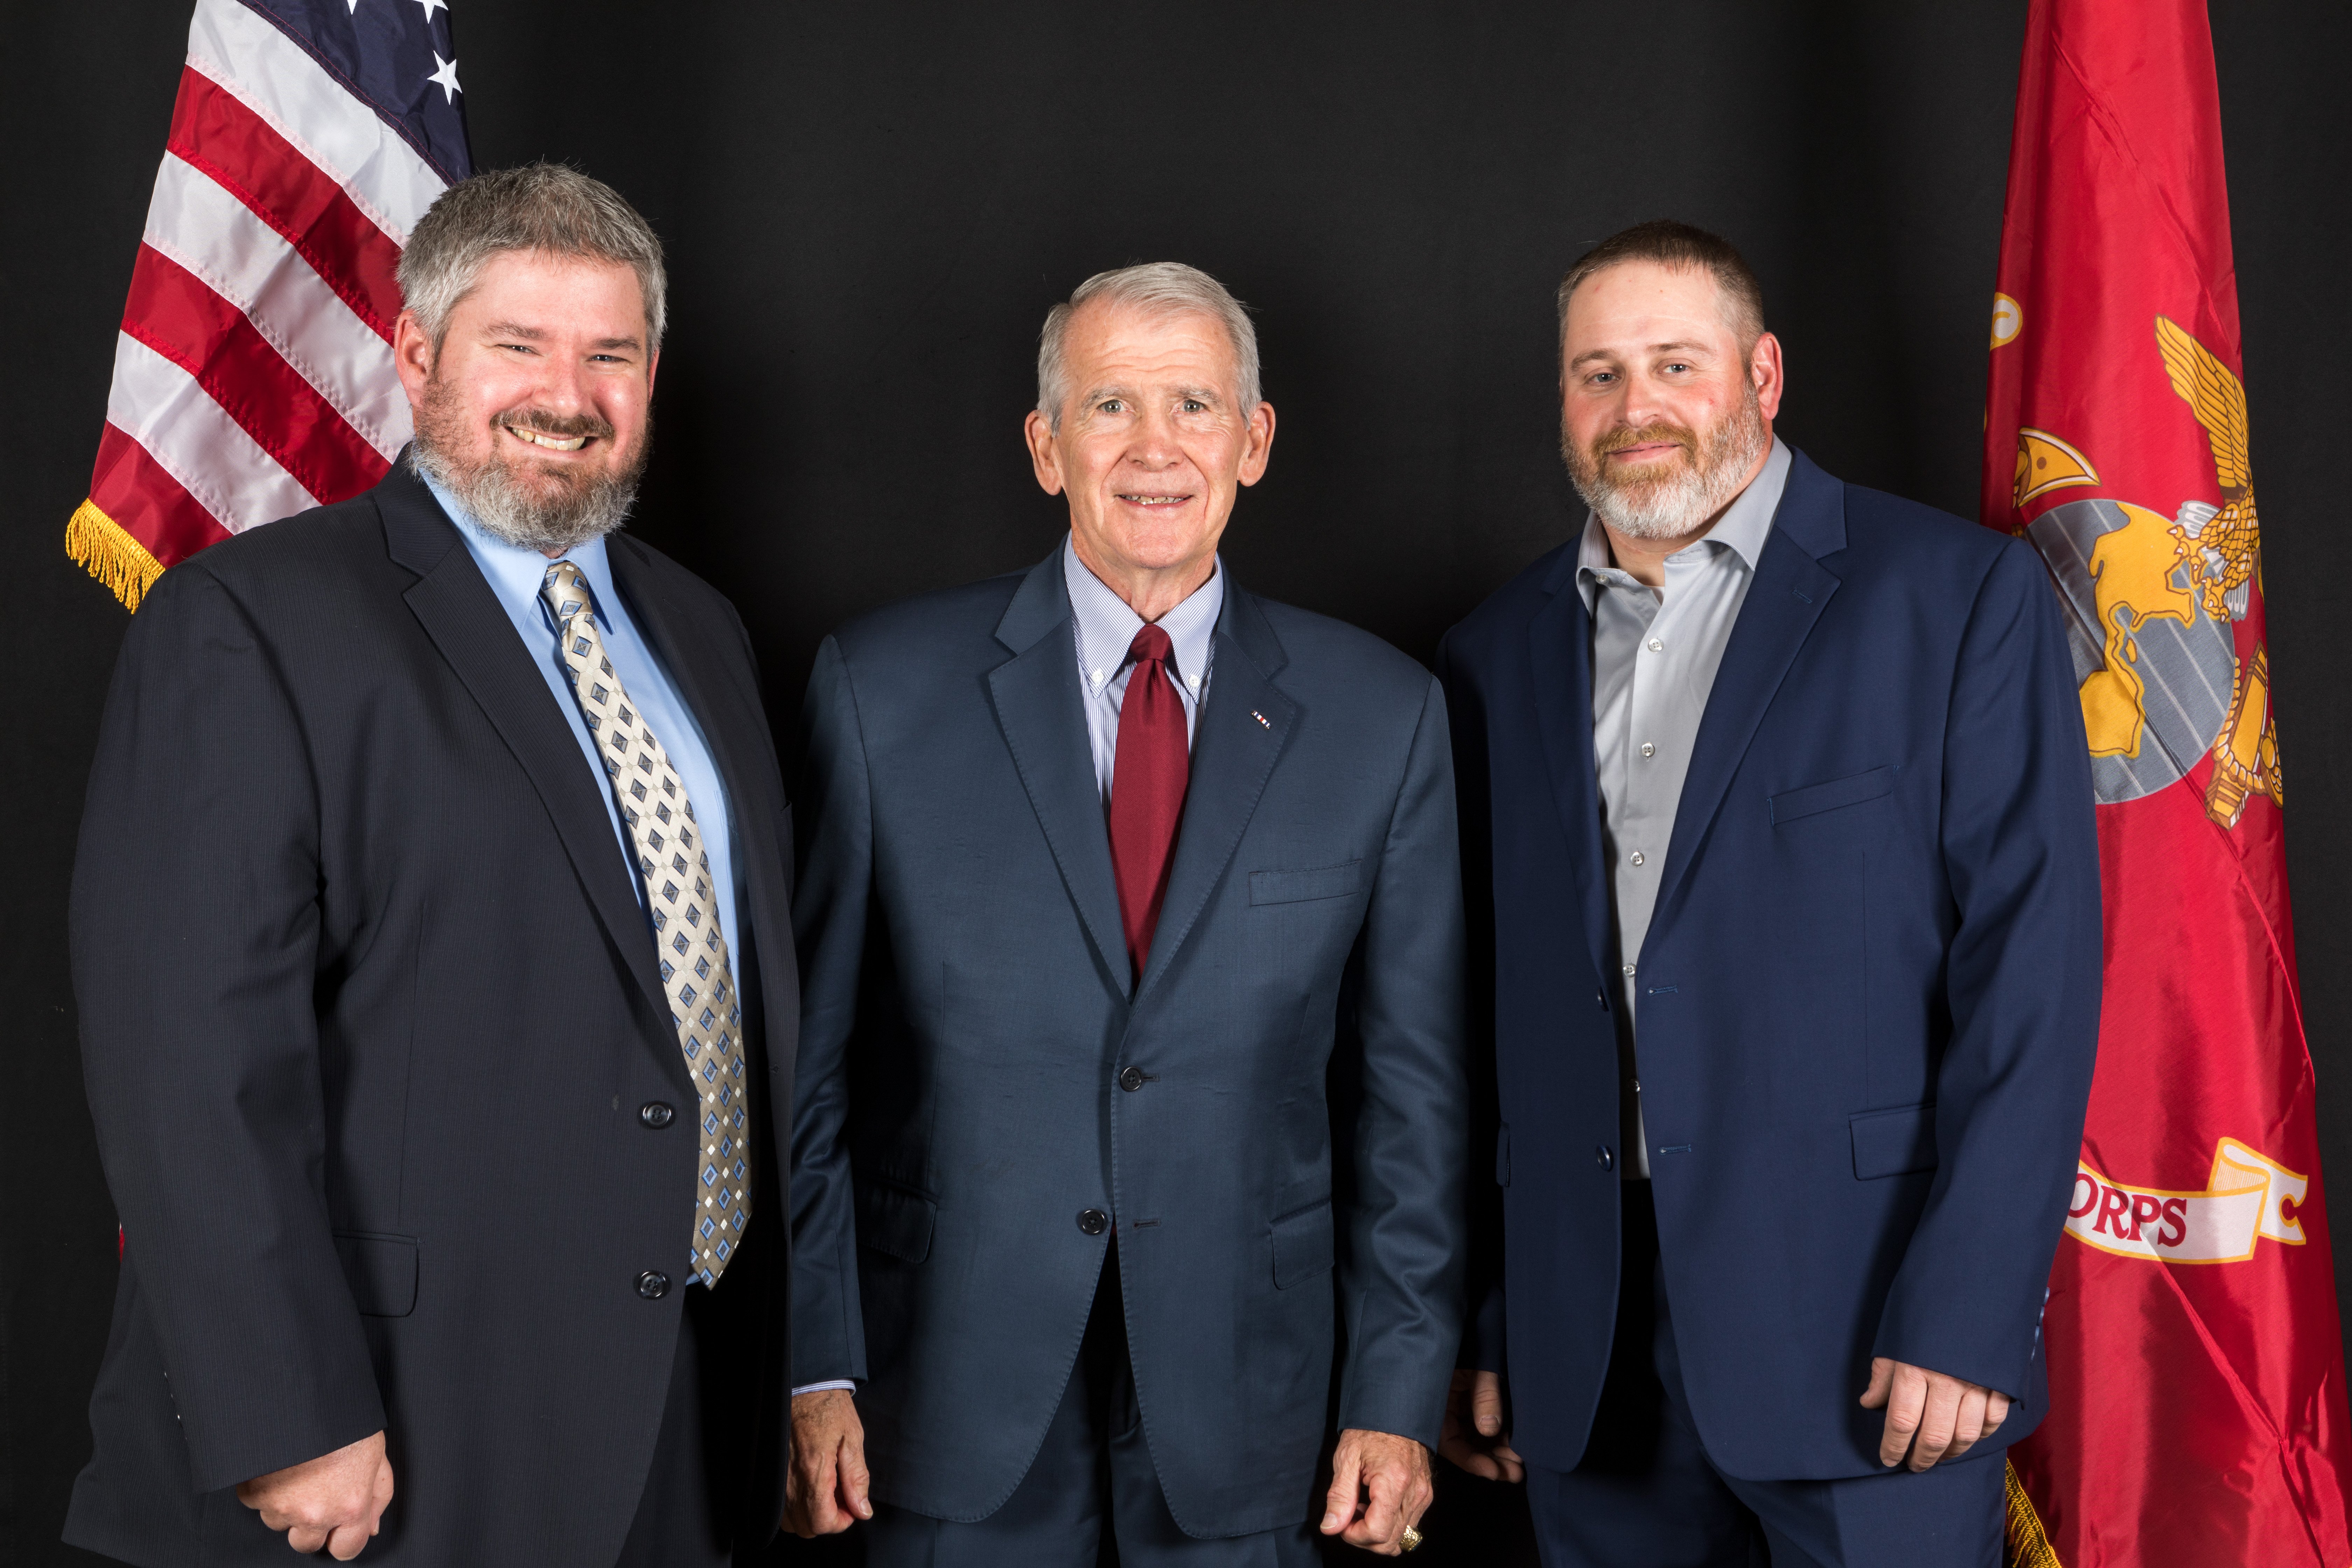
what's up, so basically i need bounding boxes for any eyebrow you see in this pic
[482,321,547,341]
[1568,340,1717,369]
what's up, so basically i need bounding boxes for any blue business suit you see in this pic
[791,550,1467,1547]
[1436,451,2100,1549]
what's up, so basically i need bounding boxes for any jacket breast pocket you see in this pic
[334,1232,418,1318]
[1770,767,1895,826]
[1851,1103,1938,1180]
[1250,861,1363,906]
[1271,1199,1335,1288]
[855,1178,938,1264]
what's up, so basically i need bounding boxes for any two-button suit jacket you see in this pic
[791,550,1468,1537]
[1437,448,2102,1480]
[66,463,799,1566]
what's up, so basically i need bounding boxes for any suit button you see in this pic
[1119,1066,1146,1092]
[639,1102,675,1128]
[1077,1209,1110,1236]
[1597,1146,1615,1171]
[636,1270,670,1299]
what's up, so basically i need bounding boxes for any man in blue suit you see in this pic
[784,263,1468,1563]
[1433,222,2102,1566]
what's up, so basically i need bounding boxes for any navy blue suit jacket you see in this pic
[790,551,1468,1535]
[1436,448,2101,1480]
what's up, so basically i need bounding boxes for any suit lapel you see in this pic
[1651,454,1846,931]
[987,555,1134,997]
[1138,587,1296,997]
[380,467,672,1023]
[1526,568,1616,987]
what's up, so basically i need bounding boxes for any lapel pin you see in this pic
[1250,709,1271,729]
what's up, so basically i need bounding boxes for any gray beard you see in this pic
[1566,394,1769,542]
[408,406,644,556]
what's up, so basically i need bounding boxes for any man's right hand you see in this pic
[1436,1368,1524,1483]
[784,1388,872,1536]
[236,1430,394,1559]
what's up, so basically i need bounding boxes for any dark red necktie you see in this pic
[1108,624,1190,980]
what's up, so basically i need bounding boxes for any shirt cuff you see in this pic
[792,1380,855,1397]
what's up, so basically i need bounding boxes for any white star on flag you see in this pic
[428,51,461,103]
[415,0,447,20]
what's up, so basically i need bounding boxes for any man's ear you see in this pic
[1023,408,1065,496]
[392,310,434,404]
[1749,331,1785,423]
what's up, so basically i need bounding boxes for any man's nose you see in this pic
[530,354,592,415]
[1127,406,1185,465]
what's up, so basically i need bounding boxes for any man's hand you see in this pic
[1860,1357,2011,1471]
[236,1430,394,1559]
[784,1389,871,1537]
[1321,1428,1433,1555]
[1436,1368,1524,1483]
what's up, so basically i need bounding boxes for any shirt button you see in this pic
[1077,1209,1110,1236]
[1647,638,1664,652]
[1630,852,1646,866]
[1622,964,1637,976]
[1640,742,1656,757]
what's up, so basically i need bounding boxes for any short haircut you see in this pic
[1555,220,1765,349]
[398,162,667,352]
[1036,262,1260,430]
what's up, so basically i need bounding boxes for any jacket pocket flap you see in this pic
[1271,1199,1335,1288]
[855,1179,937,1264]
[334,1231,418,1318]
[1250,861,1364,905]
[1851,1104,1938,1180]
[1771,767,1895,826]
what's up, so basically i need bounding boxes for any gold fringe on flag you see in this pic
[64,498,164,611]
[2005,1458,2063,1568]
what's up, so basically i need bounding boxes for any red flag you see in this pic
[1984,3,2352,1563]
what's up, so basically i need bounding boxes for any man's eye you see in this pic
[1180,400,1205,413]
[1098,399,1125,414]
[1588,371,1616,386]
[1664,362,1692,373]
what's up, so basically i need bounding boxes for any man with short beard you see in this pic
[66,164,799,1567]
[1432,222,2102,1566]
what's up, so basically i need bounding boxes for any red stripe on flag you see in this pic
[122,244,392,506]
[165,68,406,341]
[88,422,233,570]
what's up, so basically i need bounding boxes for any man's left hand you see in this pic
[1322,1428,1433,1555]
[1859,1357,2011,1471]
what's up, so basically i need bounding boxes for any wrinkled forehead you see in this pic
[1065,299,1242,391]
[452,249,649,337]
[1562,260,1743,355]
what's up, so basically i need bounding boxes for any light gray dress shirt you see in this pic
[1578,437,1791,1179]
[1063,532,1223,796]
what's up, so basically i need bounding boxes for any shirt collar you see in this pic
[1062,533,1223,697]
[1575,436,1791,610]
[421,466,619,631]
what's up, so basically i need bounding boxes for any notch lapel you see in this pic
[1526,570,1616,988]
[380,471,672,1025]
[986,555,1133,997]
[1137,588,1296,997]
[1650,467,1845,932]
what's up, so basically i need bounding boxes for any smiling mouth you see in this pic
[504,424,594,453]
[1116,493,1192,506]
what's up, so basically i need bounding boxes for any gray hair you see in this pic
[1036,262,1260,429]
[398,162,667,352]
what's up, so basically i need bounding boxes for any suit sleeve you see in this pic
[1334,674,1471,1448]
[1433,631,1506,1375]
[789,635,872,1387]
[70,565,385,1493]
[1872,538,2103,1396]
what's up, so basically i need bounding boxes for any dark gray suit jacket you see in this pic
[66,464,799,1565]
[790,550,1468,1538]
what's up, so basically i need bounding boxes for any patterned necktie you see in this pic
[1107,624,1191,980]
[541,561,751,1288]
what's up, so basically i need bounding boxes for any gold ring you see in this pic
[1400,1524,1424,1553]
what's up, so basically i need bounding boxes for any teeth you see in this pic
[507,427,588,451]
[1121,495,1185,504]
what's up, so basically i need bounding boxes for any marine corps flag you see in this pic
[1984,1,2352,1563]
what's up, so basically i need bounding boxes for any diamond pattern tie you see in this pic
[541,561,751,1288]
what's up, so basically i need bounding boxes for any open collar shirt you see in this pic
[1577,436,1791,1178]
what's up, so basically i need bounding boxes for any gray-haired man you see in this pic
[784,263,1470,1563]
[67,164,798,1566]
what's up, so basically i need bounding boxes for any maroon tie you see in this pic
[1108,624,1190,980]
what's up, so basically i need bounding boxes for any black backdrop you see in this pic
[5,3,2346,1564]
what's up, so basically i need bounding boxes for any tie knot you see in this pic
[540,561,594,625]
[1128,623,1174,669]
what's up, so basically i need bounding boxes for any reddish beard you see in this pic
[1560,392,1767,541]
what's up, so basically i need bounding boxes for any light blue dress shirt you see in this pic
[1576,436,1791,1177]
[1062,533,1223,799]
[422,474,744,971]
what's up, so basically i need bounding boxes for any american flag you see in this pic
[66,0,470,609]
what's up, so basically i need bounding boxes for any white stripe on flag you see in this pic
[184,0,446,246]
[105,331,322,535]
[145,153,413,462]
